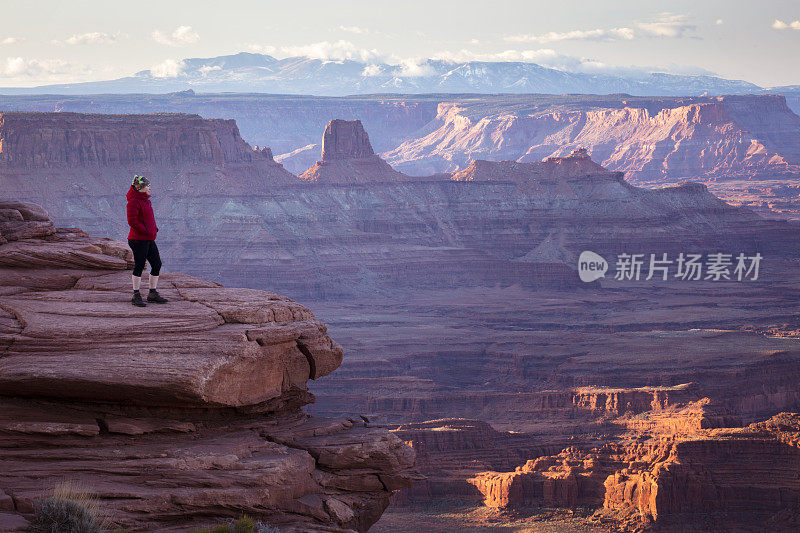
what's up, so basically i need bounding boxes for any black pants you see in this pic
[128,239,162,277]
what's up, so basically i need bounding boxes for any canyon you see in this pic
[1,111,800,531]
[1,92,798,219]
[2,112,796,300]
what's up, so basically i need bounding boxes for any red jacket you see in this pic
[126,186,158,240]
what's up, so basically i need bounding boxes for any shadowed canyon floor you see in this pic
[306,272,800,427]
[304,267,800,531]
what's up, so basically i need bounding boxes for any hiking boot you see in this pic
[147,289,168,303]
[131,291,146,307]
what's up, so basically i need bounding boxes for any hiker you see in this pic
[126,175,168,307]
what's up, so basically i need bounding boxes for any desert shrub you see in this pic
[192,515,265,533]
[29,481,106,533]
[233,515,257,533]
[29,497,100,533]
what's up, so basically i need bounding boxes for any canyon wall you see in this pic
[0,112,297,201]
[0,93,441,174]
[2,92,797,218]
[0,112,268,168]
[465,404,800,530]
[3,113,796,300]
[1,93,799,187]
[384,95,800,183]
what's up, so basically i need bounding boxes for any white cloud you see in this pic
[612,27,636,40]
[508,13,698,42]
[152,25,199,46]
[715,19,723,25]
[469,38,481,44]
[0,56,87,80]
[361,64,383,77]
[426,47,714,78]
[506,27,634,43]
[246,41,381,61]
[65,32,117,45]
[150,58,185,77]
[230,38,713,81]
[1,37,22,45]
[246,43,277,54]
[339,25,370,34]
[198,64,221,76]
[431,48,558,63]
[773,19,800,30]
[635,13,696,38]
[396,59,436,77]
[279,40,381,62]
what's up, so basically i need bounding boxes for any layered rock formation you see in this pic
[384,95,800,184]
[0,201,416,532]
[449,148,631,199]
[2,93,799,216]
[299,120,416,184]
[3,111,797,301]
[467,405,800,530]
[306,268,800,530]
[0,112,268,168]
[1,106,800,531]
[180,149,795,298]
[389,419,569,506]
[3,92,798,183]
[0,111,296,199]
[0,93,441,174]
[603,415,800,528]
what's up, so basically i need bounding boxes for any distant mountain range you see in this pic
[0,52,777,96]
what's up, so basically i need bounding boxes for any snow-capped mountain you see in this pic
[0,52,762,96]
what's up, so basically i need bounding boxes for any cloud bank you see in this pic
[152,26,200,46]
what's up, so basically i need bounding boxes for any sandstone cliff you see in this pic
[299,120,418,184]
[0,112,297,198]
[0,200,417,532]
[383,95,800,184]
[2,93,799,216]
[467,402,800,530]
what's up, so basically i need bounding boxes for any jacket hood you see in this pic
[127,185,151,200]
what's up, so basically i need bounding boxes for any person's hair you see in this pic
[132,175,150,190]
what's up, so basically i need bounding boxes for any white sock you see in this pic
[149,275,159,290]
[132,275,141,291]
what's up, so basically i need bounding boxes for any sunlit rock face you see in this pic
[384,95,800,183]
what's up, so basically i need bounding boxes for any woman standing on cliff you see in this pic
[126,175,168,307]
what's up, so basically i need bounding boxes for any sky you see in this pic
[0,0,798,88]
